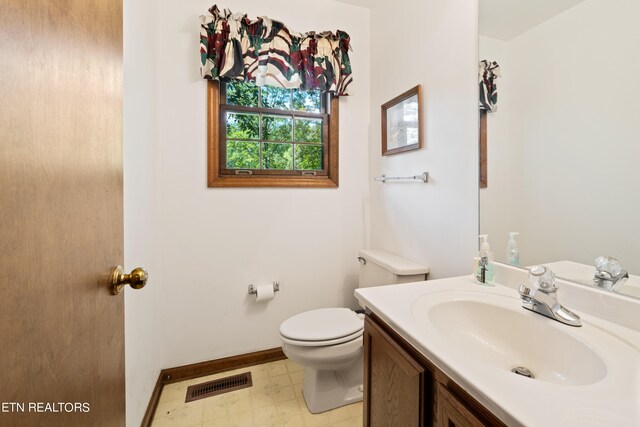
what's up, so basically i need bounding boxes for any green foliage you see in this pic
[227,82,259,107]
[263,143,293,169]
[224,82,324,170]
[226,113,259,139]
[226,141,259,169]
[263,116,292,141]
[292,89,321,112]
[294,118,322,143]
[261,86,291,110]
[295,145,323,170]
[226,81,321,112]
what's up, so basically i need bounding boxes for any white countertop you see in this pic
[543,260,640,299]
[355,275,640,427]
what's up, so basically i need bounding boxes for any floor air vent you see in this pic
[185,372,252,402]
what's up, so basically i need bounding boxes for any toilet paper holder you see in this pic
[248,282,280,295]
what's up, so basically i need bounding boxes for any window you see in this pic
[208,81,339,188]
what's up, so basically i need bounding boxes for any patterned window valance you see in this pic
[199,5,353,96]
[479,60,501,112]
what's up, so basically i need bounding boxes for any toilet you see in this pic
[279,249,429,413]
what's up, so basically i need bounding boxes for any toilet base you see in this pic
[301,356,363,414]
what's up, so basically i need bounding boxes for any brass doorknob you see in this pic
[110,265,148,295]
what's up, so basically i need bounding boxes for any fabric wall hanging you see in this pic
[199,5,353,96]
[479,60,501,112]
[478,60,500,189]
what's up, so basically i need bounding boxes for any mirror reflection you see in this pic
[479,0,640,298]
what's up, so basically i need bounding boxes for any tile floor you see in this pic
[151,359,363,427]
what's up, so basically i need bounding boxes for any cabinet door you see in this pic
[436,383,486,427]
[364,317,426,427]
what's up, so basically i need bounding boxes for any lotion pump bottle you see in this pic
[476,234,495,286]
[507,232,520,266]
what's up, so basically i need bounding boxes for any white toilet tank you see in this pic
[357,249,429,288]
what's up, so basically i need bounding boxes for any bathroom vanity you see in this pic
[364,312,504,426]
[355,265,640,426]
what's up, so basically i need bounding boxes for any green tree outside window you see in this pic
[224,82,324,171]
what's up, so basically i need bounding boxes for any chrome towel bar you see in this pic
[374,172,429,183]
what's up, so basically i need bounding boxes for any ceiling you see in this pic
[480,0,587,40]
[332,0,588,41]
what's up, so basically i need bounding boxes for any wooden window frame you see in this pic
[207,81,339,188]
[479,110,487,188]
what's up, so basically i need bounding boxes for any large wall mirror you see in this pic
[479,0,640,298]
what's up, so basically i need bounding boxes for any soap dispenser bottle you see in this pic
[506,232,520,266]
[476,234,495,286]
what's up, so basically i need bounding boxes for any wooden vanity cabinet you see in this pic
[363,314,506,427]
[436,382,486,427]
[363,314,428,426]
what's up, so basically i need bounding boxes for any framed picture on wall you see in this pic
[381,85,423,156]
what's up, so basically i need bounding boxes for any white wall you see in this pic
[123,0,164,425]
[154,0,371,368]
[123,0,369,422]
[480,0,640,273]
[368,0,479,279]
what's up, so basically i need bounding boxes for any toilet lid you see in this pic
[280,308,364,342]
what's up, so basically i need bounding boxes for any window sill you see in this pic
[208,175,338,188]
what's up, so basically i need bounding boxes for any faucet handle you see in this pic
[528,265,556,292]
[595,256,624,276]
[594,256,628,290]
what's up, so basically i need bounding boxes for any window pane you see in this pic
[261,86,291,110]
[226,82,259,107]
[294,118,322,143]
[263,116,292,141]
[262,143,293,170]
[294,145,323,170]
[292,89,321,113]
[226,141,260,169]
[226,112,259,140]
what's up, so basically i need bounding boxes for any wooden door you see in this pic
[0,1,125,426]
[364,317,426,427]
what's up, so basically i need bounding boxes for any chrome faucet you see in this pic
[594,256,628,291]
[518,266,582,327]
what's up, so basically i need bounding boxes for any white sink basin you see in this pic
[423,298,606,386]
[356,274,640,426]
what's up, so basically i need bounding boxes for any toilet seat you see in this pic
[280,308,364,347]
[280,328,363,347]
